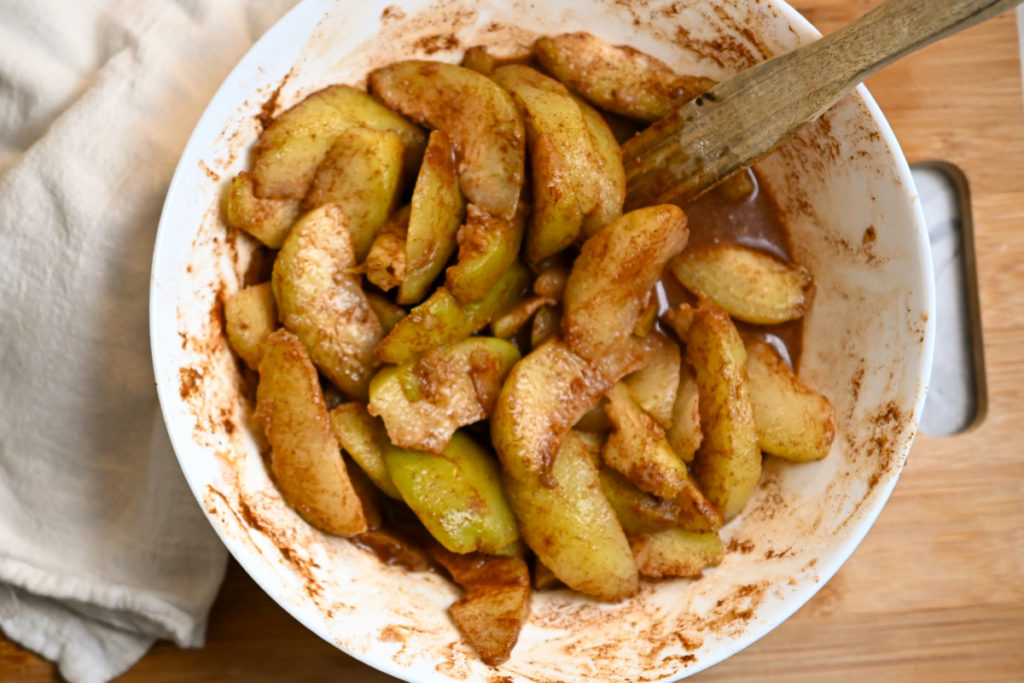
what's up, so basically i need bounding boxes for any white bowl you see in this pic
[150,1,935,680]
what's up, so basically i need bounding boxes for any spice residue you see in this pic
[179,366,202,400]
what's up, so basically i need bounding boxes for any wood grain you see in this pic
[2,2,1021,681]
[623,0,1023,208]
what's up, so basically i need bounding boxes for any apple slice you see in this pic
[562,204,689,363]
[224,281,278,371]
[364,206,410,293]
[256,329,368,536]
[491,64,601,264]
[328,402,402,500]
[397,130,466,305]
[573,94,626,238]
[629,528,724,579]
[621,330,682,428]
[667,361,703,463]
[668,243,814,324]
[368,337,521,453]
[602,383,722,532]
[502,430,638,601]
[369,60,525,221]
[375,261,530,365]
[302,126,405,261]
[251,84,425,199]
[445,205,524,304]
[534,32,715,121]
[663,298,761,520]
[491,337,656,484]
[222,172,300,248]
[745,338,836,462]
[272,204,384,399]
[384,431,520,555]
[429,547,531,666]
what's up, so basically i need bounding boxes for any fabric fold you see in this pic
[0,1,297,681]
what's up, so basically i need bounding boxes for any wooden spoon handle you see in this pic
[622,0,1022,209]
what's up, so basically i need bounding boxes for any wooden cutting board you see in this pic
[2,1,1021,680]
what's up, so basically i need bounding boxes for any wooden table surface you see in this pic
[3,1,1022,681]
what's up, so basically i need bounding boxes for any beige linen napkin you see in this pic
[0,1,295,681]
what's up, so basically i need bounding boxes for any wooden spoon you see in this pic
[623,0,1022,209]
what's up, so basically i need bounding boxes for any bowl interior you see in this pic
[150,1,935,681]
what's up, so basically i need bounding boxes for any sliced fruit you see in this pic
[222,171,300,248]
[375,261,530,365]
[430,547,531,666]
[629,528,724,579]
[251,84,425,199]
[364,206,410,293]
[621,330,682,428]
[255,329,368,536]
[369,61,525,220]
[574,94,625,238]
[224,281,278,371]
[599,467,687,534]
[328,402,402,500]
[272,204,384,399]
[663,298,761,520]
[562,204,688,362]
[368,337,521,453]
[303,126,405,261]
[491,64,603,264]
[668,243,814,324]
[491,337,654,484]
[666,361,702,463]
[445,205,524,304]
[398,130,466,305]
[503,430,638,601]
[534,32,715,121]
[602,383,722,532]
[384,431,519,554]
[745,339,836,462]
